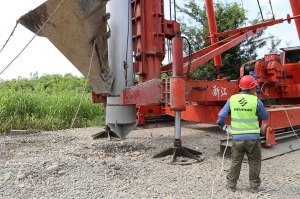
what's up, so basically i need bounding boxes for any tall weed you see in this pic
[0,74,105,134]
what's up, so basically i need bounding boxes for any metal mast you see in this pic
[106,0,137,139]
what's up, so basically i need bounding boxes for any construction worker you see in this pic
[216,75,269,193]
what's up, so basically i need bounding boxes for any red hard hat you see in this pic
[239,75,257,89]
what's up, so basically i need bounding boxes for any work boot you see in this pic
[250,187,261,193]
[225,184,237,192]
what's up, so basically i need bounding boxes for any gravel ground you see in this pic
[0,121,300,199]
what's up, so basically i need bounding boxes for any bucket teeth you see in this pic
[18,0,114,94]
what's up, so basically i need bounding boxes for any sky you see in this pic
[0,0,299,80]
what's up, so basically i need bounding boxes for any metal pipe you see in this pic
[268,0,275,19]
[172,36,184,140]
[174,0,177,21]
[170,37,185,111]
[289,0,300,39]
[257,0,265,21]
[205,0,222,69]
[172,37,183,76]
[169,0,172,20]
[107,0,134,94]
[175,111,181,140]
[106,0,137,139]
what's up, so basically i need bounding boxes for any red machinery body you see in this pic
[240,48,300,101]
[120,0,300,150]
[131,0,180,83]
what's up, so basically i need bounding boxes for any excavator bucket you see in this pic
[18,0,114,94]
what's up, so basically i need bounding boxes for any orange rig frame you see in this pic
[92,0,300,149]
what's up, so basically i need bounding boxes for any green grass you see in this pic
[0,74,105,134]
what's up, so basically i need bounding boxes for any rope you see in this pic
[0,20,19,53]
[255,106,300,198]
[283,108,300,141]
[0,0,65,76]
[210,133,230,199]
[17,39,96,199]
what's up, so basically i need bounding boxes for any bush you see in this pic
[0,74,105,134]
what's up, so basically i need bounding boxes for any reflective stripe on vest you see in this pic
[230,94,260,135]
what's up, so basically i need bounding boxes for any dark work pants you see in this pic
[227,139,262,189]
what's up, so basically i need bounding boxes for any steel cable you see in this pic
[255,107,300,198]
[256,0,265,21]
[0,20,19,54]
[182,36,192,79]
[0,0,65,76]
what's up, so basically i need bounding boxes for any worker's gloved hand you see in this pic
[222,124,231,135]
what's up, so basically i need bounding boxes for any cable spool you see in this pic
[260,123,269,136]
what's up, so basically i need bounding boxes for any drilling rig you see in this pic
[19,0,300,163]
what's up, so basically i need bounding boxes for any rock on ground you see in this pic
[0,121,300,199]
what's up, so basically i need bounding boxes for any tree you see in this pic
[176,0,281,80]
[267,34,281,54]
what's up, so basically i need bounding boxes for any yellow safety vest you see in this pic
[230,94,260,135]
